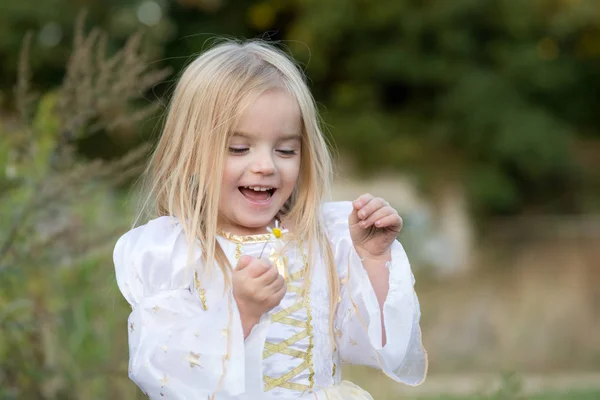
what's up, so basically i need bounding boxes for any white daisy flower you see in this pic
[266,220,290,278]
[266,220,288,241]
[258,220,290,260]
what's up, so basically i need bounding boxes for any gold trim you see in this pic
[194,271,208,311]
[288,265,308,282]
[235,243,242,261]
[277,317,307,328]
[263,344,307,360]
[302,250,315,389]
[261,243,316,393]
[210,288,233,399]
[271,301,304,322]
[262,330,309,358]
[286,285,304,295]
[263,361,308,391]
[270,249,288,279]
[199,289,208,311]
[272,381,310,392]
[219,231,291,244]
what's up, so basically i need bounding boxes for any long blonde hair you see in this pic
[137,39,339,326]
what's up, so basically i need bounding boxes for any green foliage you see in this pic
[345,367,600,400]
[489,372,524,400]
[278,0,598,214]
[0,16,167,398]
[0,3,598,399]
[2,0,600,215]
[413,390,600,400]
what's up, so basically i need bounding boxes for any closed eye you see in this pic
[277,149,297,156]
[228,147,248,155]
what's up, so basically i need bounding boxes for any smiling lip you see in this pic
[238,186,277,205]
[240,185,277,190]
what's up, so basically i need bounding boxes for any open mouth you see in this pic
[238,186,276,202]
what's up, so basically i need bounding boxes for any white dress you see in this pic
[113,202,427,399]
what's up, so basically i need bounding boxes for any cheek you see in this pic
[221,159,242,187]
[281,159,301,186]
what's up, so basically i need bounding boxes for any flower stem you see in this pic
[258,241,269,259]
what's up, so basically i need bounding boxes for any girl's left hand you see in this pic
[349,193,403,260]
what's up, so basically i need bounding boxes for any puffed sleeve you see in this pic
[114,216,270,399]
[323,202,427,386]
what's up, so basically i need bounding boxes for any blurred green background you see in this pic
[1,0,599,399]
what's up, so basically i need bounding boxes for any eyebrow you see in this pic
[231,131,302,141]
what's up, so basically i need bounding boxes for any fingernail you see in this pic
[359,221,366,228]
[358,211,365,218]
[375,221,381,227]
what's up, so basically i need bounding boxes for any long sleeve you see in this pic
[114,217,270,399]
[323,202,427,386]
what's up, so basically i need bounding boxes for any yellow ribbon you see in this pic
[269,247,288,279]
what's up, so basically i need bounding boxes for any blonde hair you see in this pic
[136,39,339,328]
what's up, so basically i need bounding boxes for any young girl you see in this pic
[114,40,427,399]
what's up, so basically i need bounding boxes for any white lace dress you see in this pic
[113,202,427,399]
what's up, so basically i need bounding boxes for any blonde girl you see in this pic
[114,40,427,399]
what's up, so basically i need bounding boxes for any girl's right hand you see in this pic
[233,255,286,335]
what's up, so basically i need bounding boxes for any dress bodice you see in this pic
[113,202,427,399]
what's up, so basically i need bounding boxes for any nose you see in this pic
[250,151,276,175]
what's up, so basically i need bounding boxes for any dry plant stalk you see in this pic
[59,12,171,140]
[1,11,173,399]
[0,11,170,268]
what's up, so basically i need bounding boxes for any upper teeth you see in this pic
[244,186,272,191]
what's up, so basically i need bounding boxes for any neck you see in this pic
[219,225,269,236]
[218,216,293,236]
[218,219,277,236]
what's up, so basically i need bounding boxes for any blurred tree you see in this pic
[1,0,600,216]
[0,1,161,88]
[0,14,169,398]
[276,0,600,215]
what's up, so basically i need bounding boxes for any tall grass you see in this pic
[0,13,168,399]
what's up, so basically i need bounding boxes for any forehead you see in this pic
[233,89,302,139]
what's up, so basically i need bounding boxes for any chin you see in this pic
[230,213,273,232]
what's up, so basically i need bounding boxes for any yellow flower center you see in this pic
[272,228,282,238]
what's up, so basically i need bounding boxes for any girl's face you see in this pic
[218,89,302,235]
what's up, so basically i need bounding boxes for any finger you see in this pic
[266,275,286,296]
[350,193,374,226]
[247,258,272,278]
[273,279,287,300]
[257,264,279,286]
[372,213,403,233]
[357,197,387,221]
[235,255,254,270]
[353,193,374,210]
[360,206,394,229]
